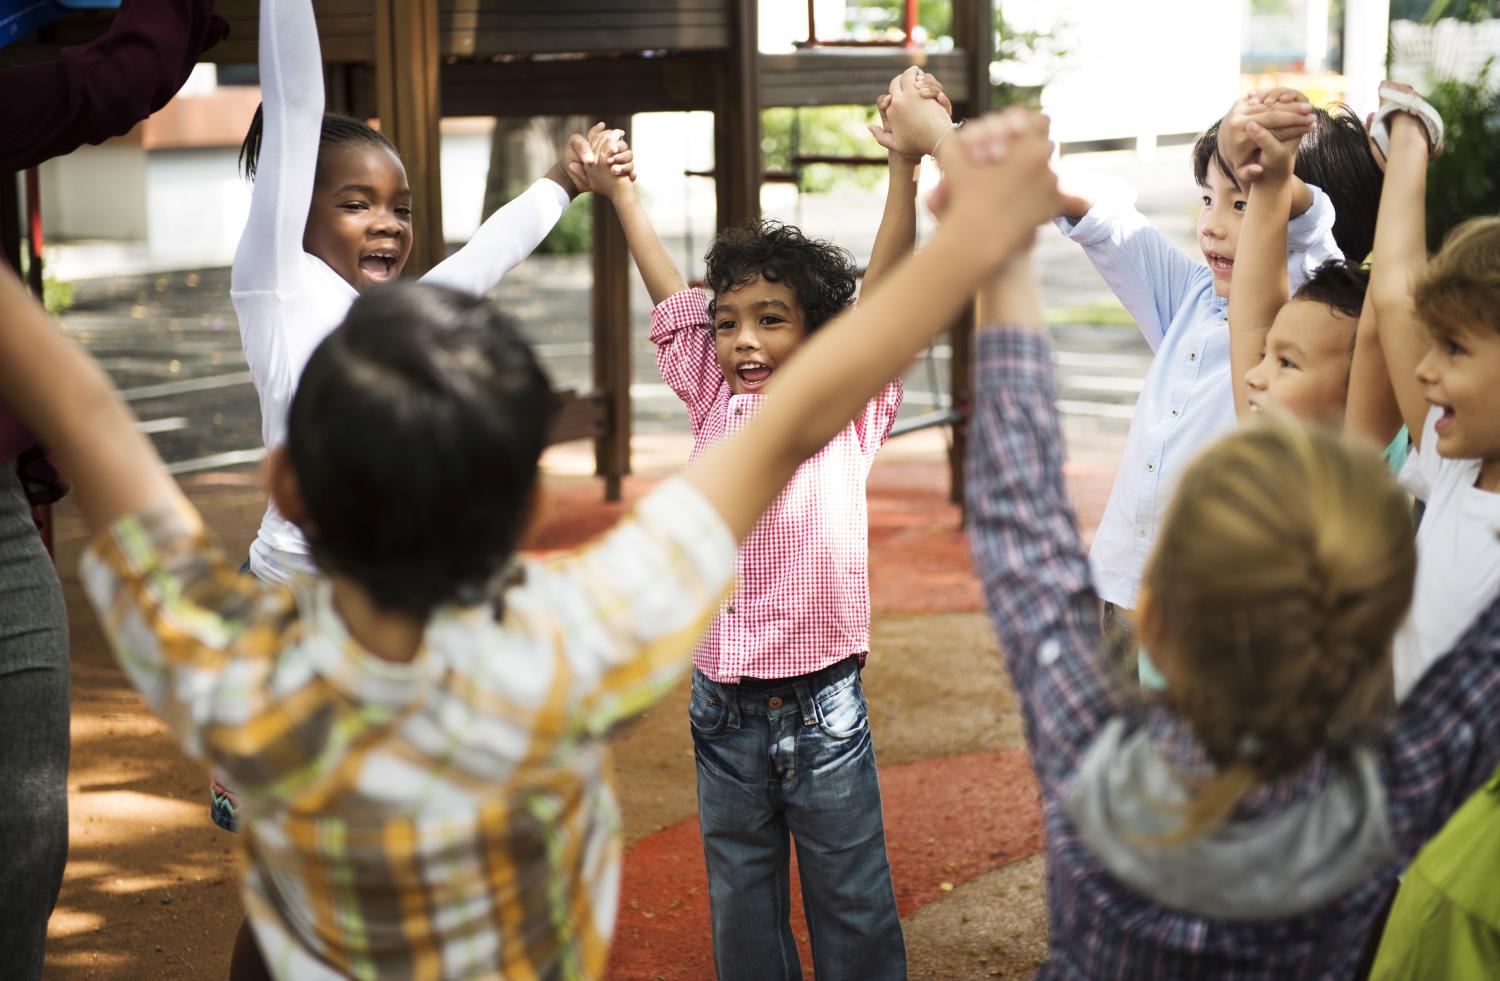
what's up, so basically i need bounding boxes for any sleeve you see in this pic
[1286,182,1344,291]
[418,179,571,295]
[0,0,228,172]
[76,504,283,763]
[964,327,1128,794]
[1381,594,1500,859]
[538,478,737,738]
[1398,406,1444,503]
[649,289,726,425]
[853,378,904,456]
[229,0,325,298]
[1053,186,1203,352]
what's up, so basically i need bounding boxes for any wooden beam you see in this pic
[713,0,759,230]
[591,147,633,502]
[757,50,971,109]
[373,0,445,275]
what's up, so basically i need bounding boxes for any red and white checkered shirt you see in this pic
[651,289,903,682]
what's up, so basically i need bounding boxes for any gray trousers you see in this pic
[0,462,69,980]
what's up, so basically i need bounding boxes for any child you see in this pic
[574,71,955,979]
[964,228,1500,979]
[0,108,1058,980]
[1219,92,1374,429]
[1363,85,1500,701]
[1054,95,1368,671]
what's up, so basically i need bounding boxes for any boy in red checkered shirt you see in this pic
[575,70,955,979]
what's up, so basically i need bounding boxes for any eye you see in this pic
[1447,338,1467,357]
[1278,356,1298,370]
[1234,200,1248,212]
[760,315,784,327]
[396,205,413,219]
[715,320,735,333]
[1201,195,1212,207]
[340,201,368,212]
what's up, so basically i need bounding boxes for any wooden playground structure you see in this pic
[4,0,995,502]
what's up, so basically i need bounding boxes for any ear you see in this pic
[266,446,310,531]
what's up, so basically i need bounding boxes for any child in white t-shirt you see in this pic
[1364,84,1500,700]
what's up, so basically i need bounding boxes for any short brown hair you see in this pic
[1415,217,1500,341]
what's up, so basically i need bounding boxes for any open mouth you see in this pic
[1433,402,1456,435]
[1205,251,1234,276]
[360,251,398,282]
[735,361,773,389]
[1247,399,1264,413]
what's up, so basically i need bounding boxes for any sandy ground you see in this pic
[41,430,1109,979]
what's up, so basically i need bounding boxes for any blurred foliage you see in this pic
[1423,71,1500,250]
[1404,0,1498,23]
[537,196,592,255]
[16,253,73,315]
[760,106,887,194]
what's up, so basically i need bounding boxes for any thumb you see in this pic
[568,132,595,165]
[1245,119,1282,154]
[868,124,897,151]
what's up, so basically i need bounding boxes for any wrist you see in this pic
[606,180,638,207]
[928,120,962,161]
[547,162,582,200]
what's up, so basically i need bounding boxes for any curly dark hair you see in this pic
[1293,258,1368,321]
[703,220,857,333]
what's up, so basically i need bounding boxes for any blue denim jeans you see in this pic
[690,658,906,981]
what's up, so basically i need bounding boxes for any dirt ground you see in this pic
[41,432,1111,979]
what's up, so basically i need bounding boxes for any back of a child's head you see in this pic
[703,220,857,333]
[1141,417,1414,842]
[1193,105,1384,263]
[1293,258,1369,321]
[287,283,554,617]
[238,105,398,186]
[1415,217,1500,341]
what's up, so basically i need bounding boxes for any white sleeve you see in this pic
[1287,182,1343,292]
[1052,181,1203,352]
[419,179,571,295]
[1400,405,1445,502]
[229,0,324,299]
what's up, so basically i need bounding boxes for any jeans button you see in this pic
[767,695,783,709]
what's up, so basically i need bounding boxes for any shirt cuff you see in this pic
[975,326,1055,388]
[1287,182,1336,252]
[1052,177,1138,246]
[649,288,711,343]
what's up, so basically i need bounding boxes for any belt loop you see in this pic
[725,681,742,730]
[793,679,817,727]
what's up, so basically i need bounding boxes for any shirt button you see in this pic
[727,604,736,614]
[767,695,783,709]
[1189,351,1198,362]
[1145,462,1155,472]
[733,406,743,416]
[1138,527,1148,538]
[1170,408,1180,417]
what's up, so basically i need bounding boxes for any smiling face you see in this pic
[1197,158,1248,299]
[302,143,413,292]
[1415,321,1500,471]
[711,276,809,395]
[1244,299,1357,427]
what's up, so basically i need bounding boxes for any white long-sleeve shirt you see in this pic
[1054,182,1341,610]
[231,0,568,585]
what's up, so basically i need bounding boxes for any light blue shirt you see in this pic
[1057,183,1340,609]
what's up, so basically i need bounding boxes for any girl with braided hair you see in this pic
[965,242,1500,979]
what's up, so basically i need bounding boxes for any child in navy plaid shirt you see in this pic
[579,71,956,979]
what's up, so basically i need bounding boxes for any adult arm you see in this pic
[229,0,325,297]
[0,0,228,172]
[965,256,1127,789]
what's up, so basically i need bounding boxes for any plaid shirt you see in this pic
[79,479,735,980]
[966,326,1500,980]
[651,289,902,682]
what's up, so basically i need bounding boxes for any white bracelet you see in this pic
[930,120,963,160]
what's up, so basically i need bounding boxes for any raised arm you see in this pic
[229,0,326,296]
[0,264,187,534]
[0,0,228,172]
[1370,97,1441,449]
[1225,112,1311,418]
[683,109,1058,542]
[1345,290,1406,446]
[575,126,688,306]
[863,68,953,295]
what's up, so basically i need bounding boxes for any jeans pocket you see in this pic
[688,681,729,737]
[814,677,868,740]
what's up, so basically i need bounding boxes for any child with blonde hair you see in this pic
[964,225,1500,977]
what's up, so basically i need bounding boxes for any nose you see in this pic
[1245,354,1269,391]
[370,207,404,236]
[1201,206,1225,240]
[734,324,761,352]
[1415,345,1439,386]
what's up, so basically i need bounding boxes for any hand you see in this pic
[872,67,955,161]
[1221,89,1314,185]
[562,122,636,198]
[928,108,1059,243]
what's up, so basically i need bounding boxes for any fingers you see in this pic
[868,123,897,151]
[568,131,596,165]
[877,93,893,112]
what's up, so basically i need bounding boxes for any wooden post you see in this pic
[591,147,632,502]
[373,0,445,274]
[714,0,760,231]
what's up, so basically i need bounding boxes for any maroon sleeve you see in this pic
[0,0,229,172]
